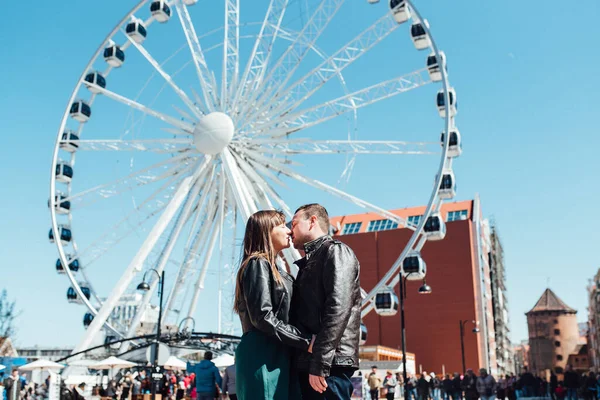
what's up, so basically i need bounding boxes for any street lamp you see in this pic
[400,274,432,399]
[137,269,164,400]
[459,319,479,374]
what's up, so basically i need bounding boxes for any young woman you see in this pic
[234,210,314,400]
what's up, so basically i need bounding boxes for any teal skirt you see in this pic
[235,330,301,400]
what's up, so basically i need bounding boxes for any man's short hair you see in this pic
[295,203,329,233]
[371,366,377,369]
[204,351,213,360]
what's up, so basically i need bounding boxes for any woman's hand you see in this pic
[308,334,317,353]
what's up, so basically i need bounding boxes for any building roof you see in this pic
[526,288,577,315]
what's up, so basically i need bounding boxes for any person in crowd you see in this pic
[550,372,558,400]
[431,373,442,400]
[3,369,20,400]
[476,368,496,400]
[406,374,418,400]
[368,369,382,400]
[555,382,566,400]
[417,373,430,400]
[564,365,579,400]
[222,363,236,400]
[442,374,453,400]
[520,367,535,398]
[451,373,462,400]
[383,370,398,400]
[72,383,86,400]
[289,204,362,400]
[583,372,597,400]
[462,369,478,400]
[190,352,222,400]
[496,374,507,400]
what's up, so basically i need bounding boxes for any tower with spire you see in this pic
[526,288,578,375]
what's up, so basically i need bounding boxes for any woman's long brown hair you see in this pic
[233,210,285,314]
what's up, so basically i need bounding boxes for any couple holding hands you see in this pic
[234,203,362,400]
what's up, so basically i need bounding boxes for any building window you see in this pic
[557,355,563,361]
[554,319,558,324]
[555,367,564,374]
[555,341,561,347]
[341,222,362,235]
[447,210,468,222]
[367,219,399,232]
[407,215,422,227]
[575,357,579,362]
[554,329,560,335]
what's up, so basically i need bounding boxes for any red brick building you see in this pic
[330,197,512,375]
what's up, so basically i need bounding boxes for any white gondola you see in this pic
[423,212,446,241]
[55,162,74,183]
[49,225,72,245]
[402,252,427,280]
[390,0,411,24]
[438,170,456,200]
[441,129,462,158]
[125,19,147,43]
[410,20,431,50]
[104,335,121,349]
[56,256,80,274]
[182,0,197,4]
[103,44,125,67]
[368,0,379,3]
[436,87,457,118]
[359,321,368,345]
[60,130,79,153]
[374,287,399,316]
[48,193,71,214]
[426,51,446,82]
[69,100,91,122]
[83,313,94,328]
[84,72,107,94]
[151,1,171,23]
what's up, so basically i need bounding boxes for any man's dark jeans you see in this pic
[299,368,355,400]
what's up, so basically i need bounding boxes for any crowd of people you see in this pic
[365,364,600,400]
[0,351,237,400]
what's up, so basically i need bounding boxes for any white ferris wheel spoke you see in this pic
[241,149,414,230]
[222,0,240,108]
[69,139,193,153]
[230,0,288,112]
[119,164,208,352]
[77,171,184,265]
[230,149,292,216]
[250,12,400,122]
[174,2,219,111]
[185,205,221,327]
[85,83,194,133]
[239,0,345,121]
[64,153,194,206]
[123,32,205,118]
[243,139,439,155]
[253,68,432,137]
[162,167,218,324]
[229,143,288,187]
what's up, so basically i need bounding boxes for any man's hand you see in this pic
[308,334,317,353]
[309,374,328,393]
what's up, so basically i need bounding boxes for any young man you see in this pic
[192,351,222,400]
[3,369,20,400]
[289,203,361,400]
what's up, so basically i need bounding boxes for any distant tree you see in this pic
[0,289,18,338]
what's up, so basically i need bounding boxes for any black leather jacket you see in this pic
[237,257,312,350]
[290,235,361,377]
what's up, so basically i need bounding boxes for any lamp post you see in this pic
[459,320,479,374]
[400,274,432,400]
[137,269,165,400]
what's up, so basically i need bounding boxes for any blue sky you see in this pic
[0,0,599,351]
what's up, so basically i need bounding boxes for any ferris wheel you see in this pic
[49,0,461,354]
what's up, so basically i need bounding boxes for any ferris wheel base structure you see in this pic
[47,0,462,358]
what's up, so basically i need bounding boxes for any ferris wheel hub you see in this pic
[192,112,234,155]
